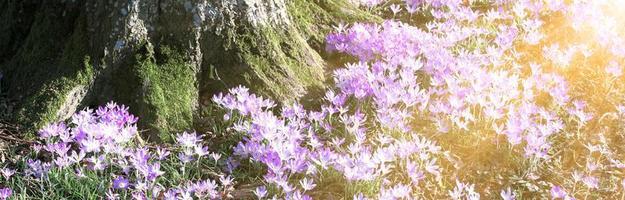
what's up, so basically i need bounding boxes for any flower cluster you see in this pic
[326,2,573,161]
[213,85,448,199]
[2,103,229,200]
[326,0,625,198]
[2,0,625,199]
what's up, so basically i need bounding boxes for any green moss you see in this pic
[287,0,382,51]
[202,19,326,104]
[111,45,197,142]
[4,6,92,136]
[239,26,325,101]
[200,0,379,106]
[16,57,94,134]
[140,47,197,141]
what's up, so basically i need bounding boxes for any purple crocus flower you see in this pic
[582,176,599,189]
[81,137,101,153]
[163,189,179,200]
[87,155,108,171]
[26,159,51,178]
[194,145,210,157]
[210,152,222,162]
[178,152,194,164]
[38,123,67,139]
[550,185,567,199]
[219,175,234,186]
[500,187,515,200]
[130,148,151,167]
[353,193,368,200]
[0,188,11,200]
[156,147,170,160]
[176,132,201,148]
[131,191,147,200]
[194,179,218,198]
[113,177,130,189]
[106,189,119,200]
[0,168,15,180]
[299,177,316,191]
[138,163,164,182]
[254,186,267,199]
[68,150,86,164]
[606,60,622,77]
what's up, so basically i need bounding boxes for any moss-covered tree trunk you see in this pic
[0,0,378,140]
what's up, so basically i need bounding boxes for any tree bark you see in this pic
[0,0,378,140]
